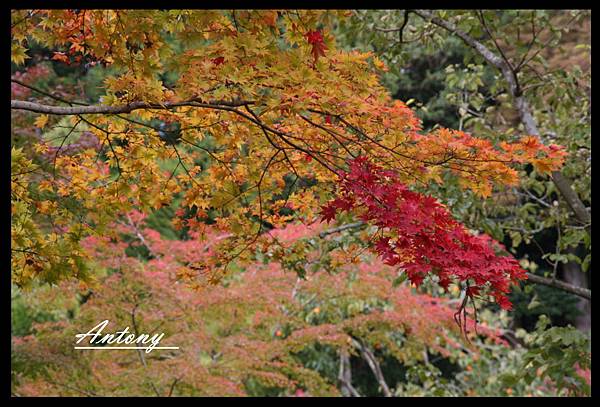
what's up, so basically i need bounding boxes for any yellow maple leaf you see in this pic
[532,158,555,174]
[11,43,29,65]
[34,114,49,129]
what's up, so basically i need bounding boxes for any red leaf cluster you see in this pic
[305,30,327,63]
[321,156,527,311]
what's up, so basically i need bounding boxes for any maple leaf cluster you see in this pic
[321,156,527,311]
[305,29,327,63]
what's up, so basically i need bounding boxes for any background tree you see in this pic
[12,218,589,396]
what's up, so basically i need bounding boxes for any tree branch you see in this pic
[318,221,366,238]
[167,377,181,397]
[12,79,89,106]
[525,272,591,300]
[11,96,339,175]
[11,98,254,115]
[317,221,590,300]
[123,214,157,258]
[351,337,392,397]
[131,304,161,397]
[338,351,361,397]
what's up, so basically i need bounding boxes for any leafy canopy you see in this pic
[11,10,565,308]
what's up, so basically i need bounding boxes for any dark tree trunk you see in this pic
[562,256,591,333]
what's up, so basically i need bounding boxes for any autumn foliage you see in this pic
[321,155,527,314]
[10,8,593,398]
[10,8,589,398]
[11,10,566,296]
[12,220,504,396]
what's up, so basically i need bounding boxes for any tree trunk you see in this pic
[562,255,591,333]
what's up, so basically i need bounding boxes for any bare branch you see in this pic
[124,214,158,258]
[352,337,392,397]
[338,350,361,397]
[12,79,89,106]
[11,98,254,115]
[131,304,161,397]
[319,222,366,238]
[167,377,181,397]
[525,272,591,300]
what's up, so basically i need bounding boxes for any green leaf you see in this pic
[581,254,591,272]
[392,272,408,287]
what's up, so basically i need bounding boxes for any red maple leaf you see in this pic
[305,30,327,63]
[320,204,337,223]
[211,56,225,66]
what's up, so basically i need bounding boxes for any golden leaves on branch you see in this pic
[11,9,567,287]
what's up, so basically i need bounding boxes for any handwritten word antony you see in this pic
[75,320,178,353]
